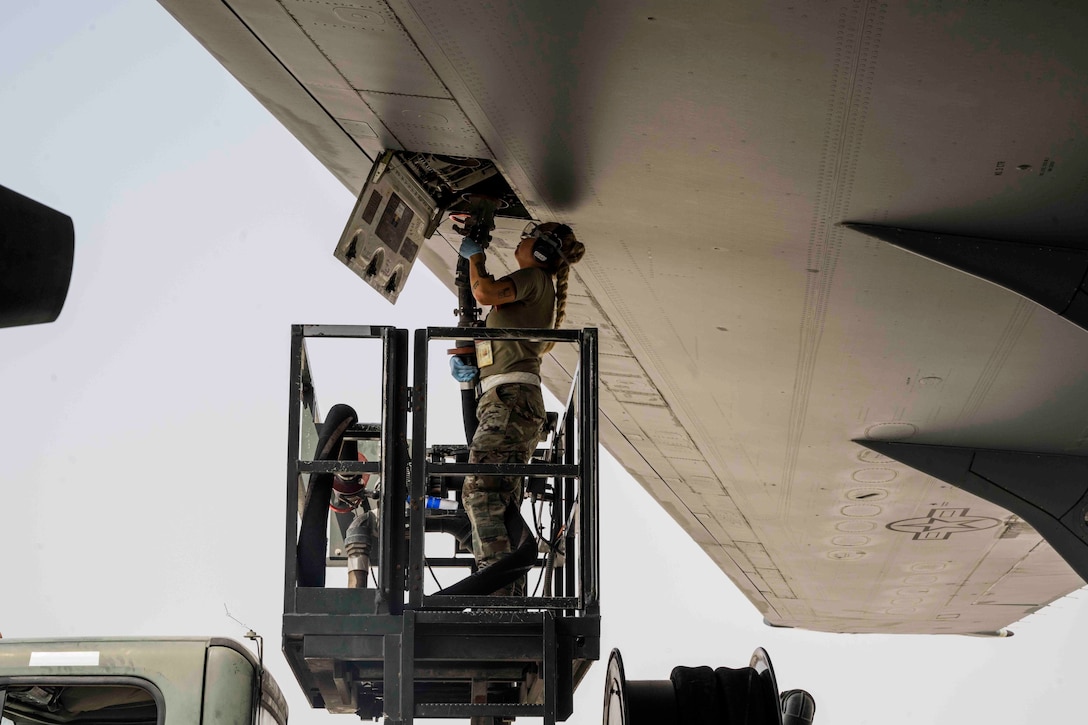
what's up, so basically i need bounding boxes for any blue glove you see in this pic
[450,356,478,382]
[458,237,484,259]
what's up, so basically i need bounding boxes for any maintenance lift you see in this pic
[282,324,600,724]
[281,324,816,725]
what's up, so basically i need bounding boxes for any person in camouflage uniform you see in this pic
[461,382,547,571]
[453,222,587,594]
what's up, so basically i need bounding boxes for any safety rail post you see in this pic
[284,324,306,616]
[580,328,600,614]
[407,328,431,609]
[563,402,577,609]
[381,327,410,614]
[552,373,575,606]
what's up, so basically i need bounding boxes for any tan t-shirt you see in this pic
[479,266,555,379]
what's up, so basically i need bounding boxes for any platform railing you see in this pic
[284,324,409,620]
[408,327,599,614]
[284,324,597,614]
[282,325,600,723]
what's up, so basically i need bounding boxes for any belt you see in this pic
[480,372,541,394]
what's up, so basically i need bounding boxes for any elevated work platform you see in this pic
[282,325,600,724]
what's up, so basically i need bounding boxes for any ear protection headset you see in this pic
[528,223,572,266]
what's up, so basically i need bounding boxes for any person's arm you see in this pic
[467,252,517,306]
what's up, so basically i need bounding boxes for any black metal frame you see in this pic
[409,327,600,614]
[284,325,410,619]
[282,325,600,724]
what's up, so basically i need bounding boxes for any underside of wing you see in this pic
[159,0,1088,634]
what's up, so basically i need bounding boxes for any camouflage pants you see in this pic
[462,383,546,583]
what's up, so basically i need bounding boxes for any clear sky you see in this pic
[3,3,1087,725]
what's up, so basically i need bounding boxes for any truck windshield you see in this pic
[1,684,158,725]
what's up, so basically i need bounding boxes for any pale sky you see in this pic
[3,3,1087,725]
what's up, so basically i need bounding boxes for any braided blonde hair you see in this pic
[551,230,586,329]
[540,224,586,352]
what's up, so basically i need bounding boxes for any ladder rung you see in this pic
[427,462,579,477]
[297,460,381,474]
[415,703,545,717]
[423,595,580,610]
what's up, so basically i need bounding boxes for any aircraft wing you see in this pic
[159,0,1088,634]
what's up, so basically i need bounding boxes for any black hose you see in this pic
[436,503,537,596]
[297,403,358,587]
[423,510,473,549]
[460,388,479,443]
[455,255,480,443]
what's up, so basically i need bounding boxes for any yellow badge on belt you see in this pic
[475,340,494,367]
